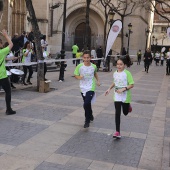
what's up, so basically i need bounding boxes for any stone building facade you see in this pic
[1,0,154,55]
[152,1,170,50]
[0,0,26,39]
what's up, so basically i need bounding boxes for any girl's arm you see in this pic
[75,75,83,80]
[116,84,134,94]
[94,72,100,86]
[105,83,115,96]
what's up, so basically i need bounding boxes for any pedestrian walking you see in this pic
[42,46,51,80]
[72,44,79,64]
[75,50,82,66]
[105,55,134,138]
[91,47,97,66]
[137,50,142,65]
[160,52,164,66]
[96,46,103,69]
[0,29,16,115]
[74,51,100,128]
[166,48,170,75]
[144,48,152,73]
[155,51,160,66]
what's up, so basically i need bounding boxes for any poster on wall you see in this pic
[167,27,170,39]
[105,20,122,59]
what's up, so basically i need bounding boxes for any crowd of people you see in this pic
[137,48,170,74]
[72,44,103,70]
[0,29,50,115]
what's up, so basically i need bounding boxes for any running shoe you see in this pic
[129,104,132,113]
[84,122,90,128]
[90,115,94,122]
[113,131,121,139]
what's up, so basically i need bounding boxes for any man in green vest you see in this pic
[0,29,16,115]
[72,44,79,64]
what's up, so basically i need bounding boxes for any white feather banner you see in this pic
[105,20,122,59]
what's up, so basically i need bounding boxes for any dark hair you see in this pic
[3,42,8,48]
[83,50,91,57]
[117,54,132,67]
[23,41,30,49]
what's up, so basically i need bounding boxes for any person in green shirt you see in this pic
[75,50,82,66]
[72,44,79,64]
[0,29,16,115]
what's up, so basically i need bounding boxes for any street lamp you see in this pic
[152,35,157,55]
[162,34,166,46]
[59,0,67,82]
[108,11,115,28]
[127,23,132,54]
[107,11,115,71]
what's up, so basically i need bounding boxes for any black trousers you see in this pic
[73,54,76,64]
[98,58,102,68]
[76,59,80,66]
[44,62,47,78]
[23,65,33,83]
[0,77,11,110]
[114,102,129,132]
[166,65,170,75]
[81,91,94,123]
[145,62,150,72]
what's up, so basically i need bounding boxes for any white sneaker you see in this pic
[59,80,63,82]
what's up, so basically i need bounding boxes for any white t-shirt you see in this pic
[113,69,134,103]
[74,63,97,96]
[43,51,49,59]
[167,52,170,58]
[6,52,14,64]
[22,49,32,66]
[155,53,160,59]
[91,50,97,58]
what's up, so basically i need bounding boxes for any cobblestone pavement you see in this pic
[0,61,169,170]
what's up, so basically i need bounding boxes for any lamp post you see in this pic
[107,11,115,71]
[59,0,67,82]
[127,23,132,54]
[162,34,166,46]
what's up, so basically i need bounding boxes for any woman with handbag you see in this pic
[105,55,134,139]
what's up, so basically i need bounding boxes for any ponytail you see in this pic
[117,54,133,67]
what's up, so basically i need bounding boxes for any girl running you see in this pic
[105,55,134,138]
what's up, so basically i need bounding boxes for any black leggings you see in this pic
[114,102,129,132]
[23,65,33,83]
[0,77,11,110]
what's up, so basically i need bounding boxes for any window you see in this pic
[161,27,167,33]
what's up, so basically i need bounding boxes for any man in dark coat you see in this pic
[144,48,152,73]
[96,46,103,68]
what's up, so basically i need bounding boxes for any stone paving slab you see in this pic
[91,113,151,134]
[0,118,48,146]
[56,131,145,167]
[16,104,73,121]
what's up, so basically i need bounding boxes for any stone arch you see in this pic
[56,2,105,32]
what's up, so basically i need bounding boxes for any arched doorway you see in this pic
[75,23,91,51]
